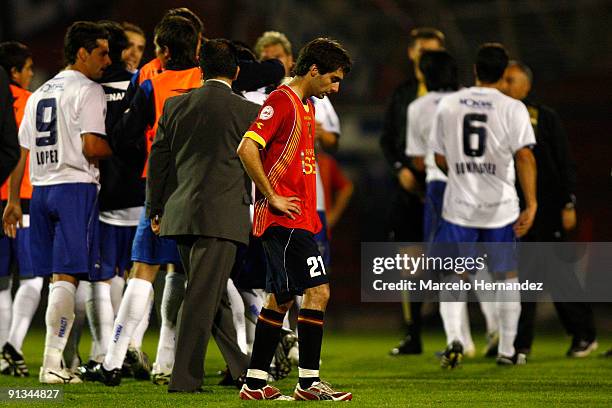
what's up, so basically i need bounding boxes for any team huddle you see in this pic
[0,7,356,401]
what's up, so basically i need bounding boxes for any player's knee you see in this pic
[131,262,158,282]
[304,283,330,308]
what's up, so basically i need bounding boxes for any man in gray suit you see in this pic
[146,38,260,393]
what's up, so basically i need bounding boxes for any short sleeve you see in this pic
[18,96,34,150]
[243,90,291,148]
[405,101,426,157]
[429,102,446,155]
[509,101,536,153]
[79,83,107,136]
[314,96,341,135]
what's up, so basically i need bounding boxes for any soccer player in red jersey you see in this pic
[237,38,352,401]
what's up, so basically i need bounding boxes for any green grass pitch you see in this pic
[1,329,611,407]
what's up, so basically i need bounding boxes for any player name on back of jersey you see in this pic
[455,161,496,175]
[35,149,59,166]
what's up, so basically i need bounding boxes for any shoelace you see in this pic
[314,380,336,394]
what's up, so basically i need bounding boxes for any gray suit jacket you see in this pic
[146,80,260,245]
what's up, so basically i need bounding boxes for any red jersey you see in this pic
[244,85,321,237]
[1,84,32,200]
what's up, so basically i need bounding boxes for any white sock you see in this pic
[0,279,13,346]
[496,277,521,357]
[227,279,247,354]
[240,289,263,349]
[130,285,153,350]
[110,275,125,317]
[459,303,474,352]
[43,281,76,370]
[64,280,88,368]
[103,278,152,370]
[439,302,465,346]
[153,272,184,369]
[86,282,114,362]
[471,266,499,335]
[7,277,43,352]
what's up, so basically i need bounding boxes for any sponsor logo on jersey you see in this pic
[459,98,493,109]
[105,91,125,102]
[259,105,274,120]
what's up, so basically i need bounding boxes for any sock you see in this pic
[246,308,286,389]
[7,277,43,352]
[459,303,474,353]
[110,275,125,317]
[86,282,114,362]
[496,277,521,357]
[297,309,324,389]
[227,279,248,355]
[0,278,13,346]
[43,281,76,370]
[439,302,465,346]
[154,272,184,369]
[471,266,499,335]
[103,278,152,370]
[63,281,88,368]
[240,289,264,351]
[130,284,153,350]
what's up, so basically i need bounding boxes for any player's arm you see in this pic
[406,103,426,174]
[513,147,537,237]
[315,123,338,152]
[434,153,448,175]
[236,137,301,219]
[82,133,112,160]
[2,147,27,238]
[110,81,154,155]
[326,164,353,229]
[548,108,577,231]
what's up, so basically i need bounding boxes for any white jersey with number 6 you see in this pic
[19,70,107,186]
[430,87,535,228]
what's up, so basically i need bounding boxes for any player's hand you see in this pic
[268,194,301,220]
[513,205,537,238]
[561,207,577,231]
[398,167,418,193]
[2,203,23,238]
[151,215,161,236]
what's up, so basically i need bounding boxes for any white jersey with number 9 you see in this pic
[19,70,107,186]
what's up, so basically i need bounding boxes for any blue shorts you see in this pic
[423,181,446,243]
[29,183,102,279]
[0,228,36,278]
[313,211,331,268]
[100,222,136,279]
[433,219,518,273]
[131,209,180,265]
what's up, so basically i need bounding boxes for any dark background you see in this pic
[1,0,611,331]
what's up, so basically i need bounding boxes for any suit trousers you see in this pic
[169,236,249,391]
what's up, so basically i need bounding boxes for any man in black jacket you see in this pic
[0,66,18,187]
[147,39,260,393]
[380,28,445,355]
[502,60,597,358]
